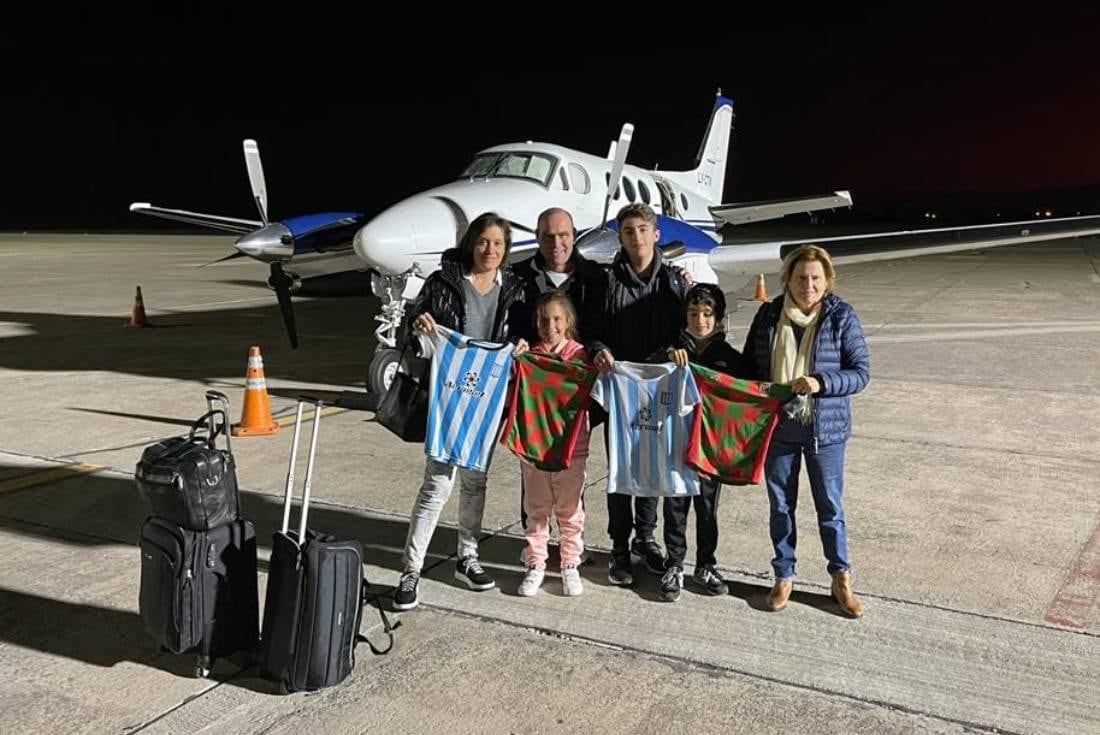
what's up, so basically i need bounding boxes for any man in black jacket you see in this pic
[590,203,690,586]
[511,208,606,343]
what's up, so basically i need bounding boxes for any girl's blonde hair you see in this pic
[534,290,578,340]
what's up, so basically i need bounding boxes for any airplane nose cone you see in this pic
[235,223,293,262]
[354,197,463,274]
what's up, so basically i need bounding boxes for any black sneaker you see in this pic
[455,556,495,591]
[608,549,634,586]
[630,538,666,574]
[692,565,730,596]
[660,565,684,602]
[393,572,420,611]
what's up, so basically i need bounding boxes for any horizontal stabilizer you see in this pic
[709,191,853,226]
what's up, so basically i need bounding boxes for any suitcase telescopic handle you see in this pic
[205,391,233,455]
[280,398,324,542]
[189,410,228,444]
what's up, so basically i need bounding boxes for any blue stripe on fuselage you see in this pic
[607,215,717,254]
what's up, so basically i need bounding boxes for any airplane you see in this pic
[132,95,1100,397]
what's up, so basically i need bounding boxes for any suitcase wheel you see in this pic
[196,655,212,679]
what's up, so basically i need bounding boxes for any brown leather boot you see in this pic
[766,579,793,611]
[831,571,864,618]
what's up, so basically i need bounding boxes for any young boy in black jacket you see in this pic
[653,282,743,601]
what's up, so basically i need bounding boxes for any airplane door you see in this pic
[656,179,678,217]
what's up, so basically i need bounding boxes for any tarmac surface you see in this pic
[0,233,1098,734]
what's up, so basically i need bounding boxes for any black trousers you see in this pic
[607,493,659,548]
[662,478,721,568]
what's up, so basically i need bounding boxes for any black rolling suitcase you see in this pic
[260,399,396,693]
[138,515,259,676]
[137,391,259,677]
[135,391,240,530]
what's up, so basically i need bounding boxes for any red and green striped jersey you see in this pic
[500,342,597,471]
[685,364,793,485]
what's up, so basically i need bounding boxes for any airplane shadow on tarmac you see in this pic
[0,293,381,388]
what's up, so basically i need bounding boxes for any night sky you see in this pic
[4,9,1100,231]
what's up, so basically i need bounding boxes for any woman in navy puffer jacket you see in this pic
[741,245,870,618]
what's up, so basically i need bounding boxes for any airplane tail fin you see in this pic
[665,95,734,204]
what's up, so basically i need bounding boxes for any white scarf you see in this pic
[771,293,821,423]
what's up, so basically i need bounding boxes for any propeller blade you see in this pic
[243,139,269,226]
[268,263,299,349]
[601,123,634,226]
[197,251,249,268]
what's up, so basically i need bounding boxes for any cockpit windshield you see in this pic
[459,151,558,187]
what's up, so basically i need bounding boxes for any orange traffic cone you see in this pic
[232,346,280,436]
[124,286,154,327]
[753,274,768,301]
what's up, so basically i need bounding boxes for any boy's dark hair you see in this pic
[615,202,657,227]
[685,283,726,323]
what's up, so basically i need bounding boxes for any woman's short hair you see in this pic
[779,244,836,293]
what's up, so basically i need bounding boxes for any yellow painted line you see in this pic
[0,463,106,494]
[274,405,349,428]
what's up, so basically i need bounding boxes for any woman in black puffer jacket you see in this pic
[392,212,527,612]
[741,244,870,618]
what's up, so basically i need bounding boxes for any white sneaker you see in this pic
[561,565,583,597]
[518,567,545,597]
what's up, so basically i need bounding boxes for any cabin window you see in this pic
[622,177,636,203]
[568,163,591,194]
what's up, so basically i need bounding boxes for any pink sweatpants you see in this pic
[521,457,587,570]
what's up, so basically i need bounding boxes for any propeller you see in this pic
[243,139,269,225]
[197,251,249,268]
[267,262,299,349]
[600,123,634,226]
[576,123,635,263]
[244,139,298,348]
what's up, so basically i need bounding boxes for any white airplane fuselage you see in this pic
[352,141,722,278]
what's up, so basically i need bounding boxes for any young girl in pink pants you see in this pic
[519,291,591,597]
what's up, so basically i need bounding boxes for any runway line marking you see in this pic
[274,405,348,427]
[1044,509,1100,628]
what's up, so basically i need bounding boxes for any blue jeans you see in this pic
[764,420,850,579]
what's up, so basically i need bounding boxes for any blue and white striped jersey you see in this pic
[591,361,702,497]
[425,326,514,472]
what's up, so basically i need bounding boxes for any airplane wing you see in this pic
[702,214,1100,278]
[128,203,262,234]
[709,191,853,226]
